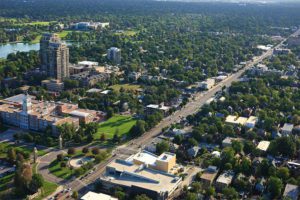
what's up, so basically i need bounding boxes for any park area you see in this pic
[109,84,142,93]
[95,115,137,139]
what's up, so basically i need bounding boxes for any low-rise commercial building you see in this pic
[199,78,215,90]
[100,155,182,200]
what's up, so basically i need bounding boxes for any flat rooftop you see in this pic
[256,141,270,152]
[129,151,158,165]
[4,94,34,104]
[283,184,299,200]
[157,152,176,162]
[216,171,234,185]
[282,123,294,132]
[81,191,117,200]
[103,159,181,193]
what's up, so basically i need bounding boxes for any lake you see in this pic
[0,41,77,59]
[0,43,40,58]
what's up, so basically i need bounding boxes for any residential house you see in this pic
[215,170,235,191]
[281,123,294,136]
[283,184,299,200]
[187,146,199,158]
[200,166,219,188]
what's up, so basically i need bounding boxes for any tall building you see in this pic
[107,47,121,65]
[40,33,70,80]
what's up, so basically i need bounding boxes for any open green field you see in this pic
[34,181,57,200]
[109,84,142,92]
[49,160,74,180]
[0,142,46,159]
[57,30,72,38]
[115,30,138,36]
[31,30,71,44]
[31,35,42,44]
[0,173,14,192]
[25,21,56,26]
[96,115,137,139]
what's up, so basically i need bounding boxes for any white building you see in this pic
[81,191,117,200]
[199,78,215,90]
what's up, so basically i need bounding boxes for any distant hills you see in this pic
[154,0,300,3]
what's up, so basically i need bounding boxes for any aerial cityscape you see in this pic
[0,0,299,200]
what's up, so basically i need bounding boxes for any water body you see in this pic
[0,41,78,59]
[0,43,40,58]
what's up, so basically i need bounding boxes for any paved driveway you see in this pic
[0,128,19,143]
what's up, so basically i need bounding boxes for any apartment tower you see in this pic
[40,33,69,80]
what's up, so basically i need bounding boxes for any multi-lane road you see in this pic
[40,28,299,199]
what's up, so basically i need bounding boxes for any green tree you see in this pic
[268,176,283,198]
[130,120,146,137]
[134,194,151,200]
[7,148,16,163]
[29,174,44,193]
[222,187,238,199]
[72,191,78,199]
[206,186,216,197]
[232,140,243,153]
[277,167,290,181]
[156,140,170,155]
[186,192,197,200]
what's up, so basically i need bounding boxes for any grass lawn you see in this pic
[96,115,137,139]
[0,142,46,159]
[57,30,72,38]
[0,173,14,192]
[25,21,56,26]
[31,35,42,44]
[115,30,138,36]
[49,160,74,180]
[109,84,141,92]
[34,181,58,200]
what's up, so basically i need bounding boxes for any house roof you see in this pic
[256,141,270,152]
[283,184,299,200]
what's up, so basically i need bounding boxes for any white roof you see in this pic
[282,123,294,132]
[81,191,117,200]
[216,171,234,185]
[246,116,258,124]
[157,152,176,162]
[70,110,90,117]
[86,88,102,93]
[257,141,270,151]
[146,104,170,111]
[101,90,111,94]
[129,151,158,165]
[78,61,99,66]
